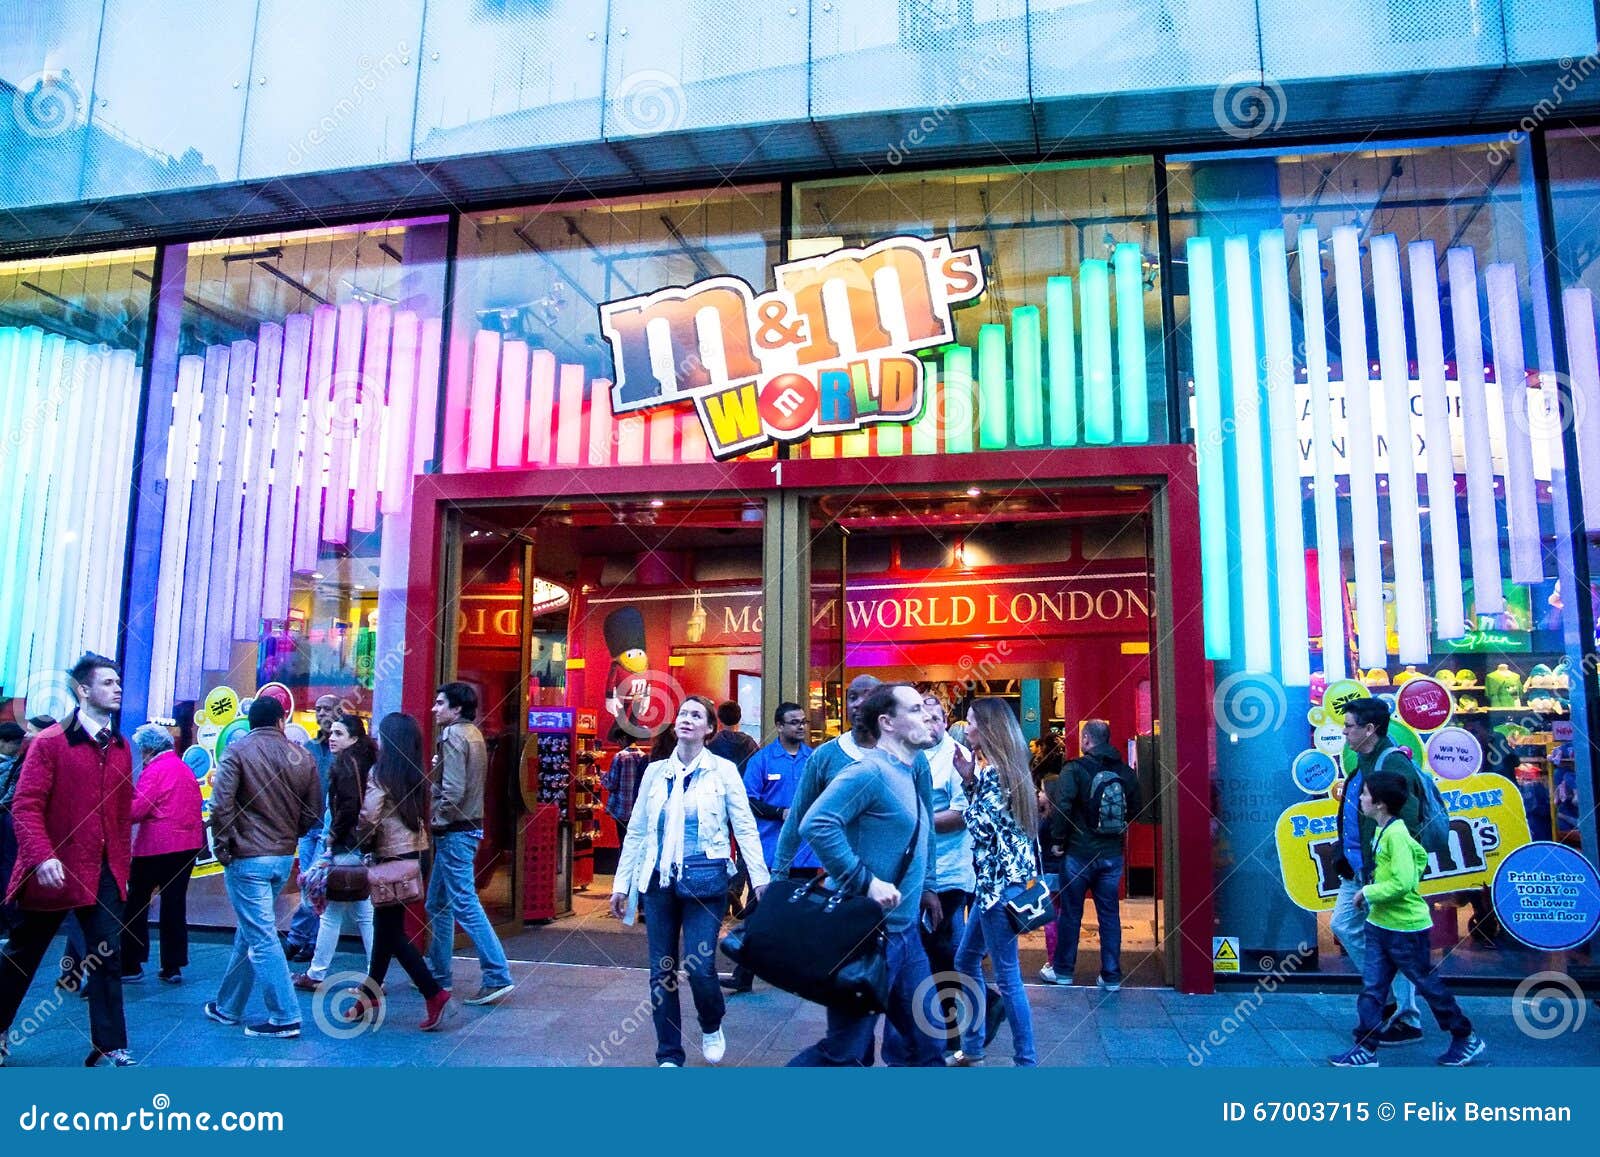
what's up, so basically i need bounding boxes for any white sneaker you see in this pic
[1039,963,1070,985]
[702,1028,726,1065]
[658,1061,679,1067]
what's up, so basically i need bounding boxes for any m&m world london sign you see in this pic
[598,236,985,459]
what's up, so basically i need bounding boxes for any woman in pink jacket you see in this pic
[121,723,205,983]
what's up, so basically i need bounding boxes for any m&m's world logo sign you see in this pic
[598,236,986,459]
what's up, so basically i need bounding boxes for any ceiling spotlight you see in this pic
[966,486,981,497]
[649,498,664,508]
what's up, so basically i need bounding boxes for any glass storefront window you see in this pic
[445,188,782,471]
[1171,138,1595,980]
[791,160,1170,456]
[0,247,154,719]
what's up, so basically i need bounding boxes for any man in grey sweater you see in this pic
[787,684,945,1067]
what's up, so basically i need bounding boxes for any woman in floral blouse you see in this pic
[950,697,1040,1066]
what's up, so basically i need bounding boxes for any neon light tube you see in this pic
[413,317,443,475]
[808,433,837,459]
[526,349,555,465]
[1259,230,1311,685]
[1114,244,1150,444]
[441,333,471,473]
[1297,227,1347,679]
[294,305,336,573]
[591,374,618,466]
[1012,305,1043,446]
[321,304,364,544]
[75,350,119,657]
[1185,238,1231,661]
[1331,226,1387,669]
[555,363,584,465]
[1080,261,1115,444]
[235,324,282,637]
[1371,235,1428,663]
[10,335,70,689]
[911,360,939,455]
[352,303,391,533]
[1046,276,1078,446]
[380,312,419,516]
[203,339,255,671]
[0,328,34,678]
[874,419,904,457]
[1,329,48,686]
[840,425,870,458]
[37,342,92,686]
[496,338,529,470]
[678,409,709,462]
[944,346,974,454]
[148,353,204,715]
[1563,288,1600,520]
[1485,262,1545,583]
[466,328,500,471]
[174,344,230,700]
[1409,242,1466,639]
[1223,236,1272,673]
[1445,249,1503,613]
[649,408,676,463]
[96,351,140,653]
[263,314,310,617]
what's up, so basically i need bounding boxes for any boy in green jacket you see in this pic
[1329,770,1486,1068]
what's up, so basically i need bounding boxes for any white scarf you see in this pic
[655,748,704,888]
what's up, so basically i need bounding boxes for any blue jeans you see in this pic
[641,855,727,1065]
[286,830,322,949]
[955,899,1037,1065]
[788,926,945,1067]
[425,830,512,990]
[216,855,299,1025]
[1353,925,1472,1048]
[1052,853,1124,980]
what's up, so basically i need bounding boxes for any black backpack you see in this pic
[1081,762,1129,837]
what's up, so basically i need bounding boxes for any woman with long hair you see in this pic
[346,713,452,1031]
[295,713,378,991]
[609,695,769,1066]
[950,697,1039,1066]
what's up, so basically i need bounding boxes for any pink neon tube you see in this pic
[352,303,392,534]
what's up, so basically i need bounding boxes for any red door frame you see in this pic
[402,444,1216,993]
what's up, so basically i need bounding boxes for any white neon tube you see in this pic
[467,329,500,470]
[10,334,69,690]
[176,344,231,701]
[0,328,48,687]
[1297,227,1348,680]
[1332,226,1387,669]
[1445,249,1504,613]
[64,347,114,659]
[496,339,529,469]
[1408,242,1466,639]
[526,349,555,465]
[263,314,311,620]
[91,351,139,654]
[323,304,364,545]
[1485,262,1545,584]
[294,305,337,572]
[0,328,33,679]
[1259,231,1311,685]
[147,353,203,715]
[36,342,93,685]
[590,370,617,466]
[1223,236,1272,673]
[1370,236,1428,663]
[555,363,584,465]
[1563,288,1600,520]
[381,312,420,515]
[413,317,443,475]
[1185,238,1230,661]
[352,303,391,534]
[234,324,282,639]
[203,339,255,671]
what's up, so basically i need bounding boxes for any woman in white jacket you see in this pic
[609,695,769,1066]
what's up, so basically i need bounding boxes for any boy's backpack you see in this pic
[1379,747,1451,858]
[1083,764,1129,837]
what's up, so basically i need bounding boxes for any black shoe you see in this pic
[720,976,753,994]
[243,1021,301,1040]
[120,969,144,984]
[158,970,183,985]
[984,991,1007,1046]
[1375,1021,1425,1047]
[287,945,315,964]
[203,1001,241,1026]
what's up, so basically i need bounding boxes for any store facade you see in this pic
[5,7,1600,994]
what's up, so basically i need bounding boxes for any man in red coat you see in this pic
[0,653,135,1068]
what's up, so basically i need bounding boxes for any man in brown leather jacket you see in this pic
[204,696,321,1041]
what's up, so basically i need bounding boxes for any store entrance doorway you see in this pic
[806,486,1168,986]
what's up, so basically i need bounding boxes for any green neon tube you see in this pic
[1080,260,1114,444]
[911,359,939,455]
[944,346,974,454]
[1185,237,1231,660]
[978,323,1007,449]
[1047,276,1077,446]
[1114,243,1150,443]
[1011,305,1043,446]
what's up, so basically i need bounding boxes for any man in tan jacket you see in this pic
[204,696,321,1040]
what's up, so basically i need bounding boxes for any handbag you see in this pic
[325,859,371,903]
[720,807,922,1015]
[367,858,424,907]
[1003,838,1057,934]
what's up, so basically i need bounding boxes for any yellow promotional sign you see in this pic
[1275,773,1532,911]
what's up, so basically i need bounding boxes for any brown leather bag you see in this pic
[325,863,371,903]
[367,858,423,907]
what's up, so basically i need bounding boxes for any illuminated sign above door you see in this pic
[598,235,986,459]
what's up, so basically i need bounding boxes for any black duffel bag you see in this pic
[720,811,920,1016]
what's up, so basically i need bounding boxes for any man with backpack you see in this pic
[1040,720,1140,990]
[1329,698,1428,1045]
